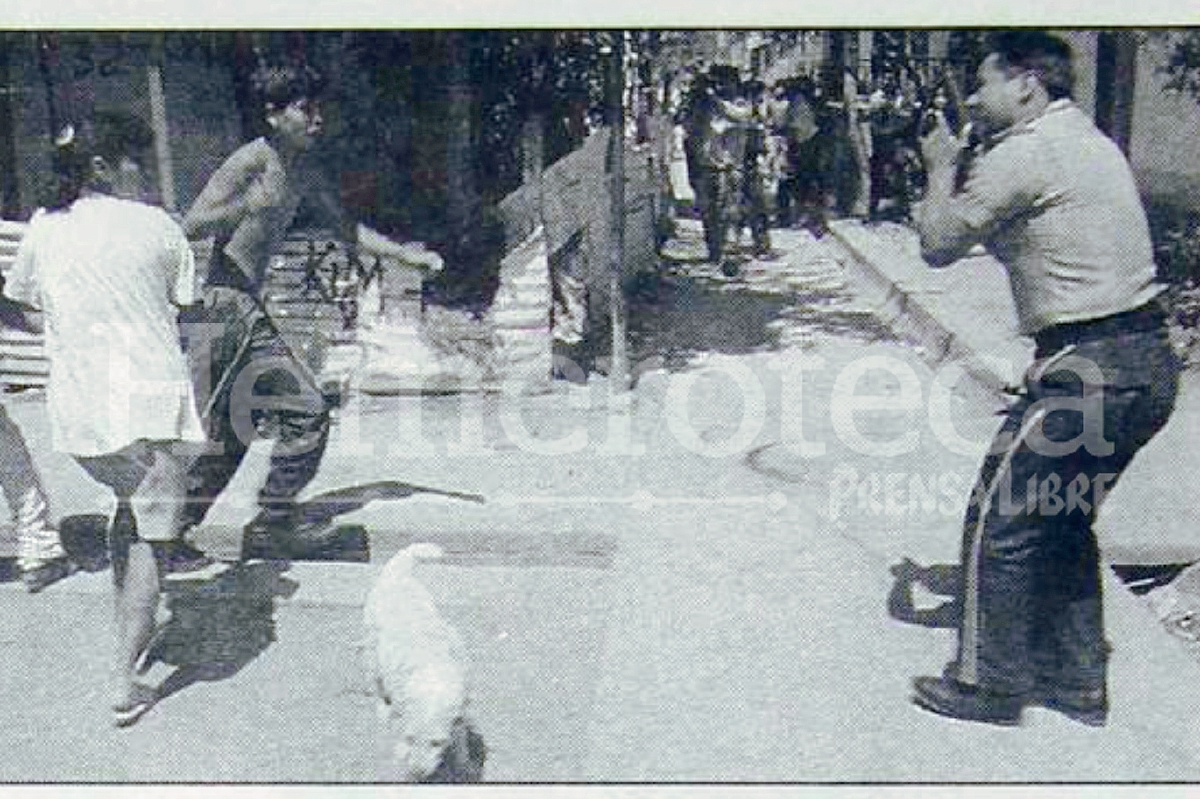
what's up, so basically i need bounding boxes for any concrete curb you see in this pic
[825,218,1200,767]
[827,219,1032,403]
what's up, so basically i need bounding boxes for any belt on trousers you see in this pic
[1034,301,1167,356]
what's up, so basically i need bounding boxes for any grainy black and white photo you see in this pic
[1,27,1200,784]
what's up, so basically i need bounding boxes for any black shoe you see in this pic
[159,541,229,582]
[911,675,1024,726]
[242,510,369,563]
[240,519,290,562]
[21,558,75,593]
[241,510,316,562]
[1035,684,1107,727]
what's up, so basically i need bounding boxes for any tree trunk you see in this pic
[442,31,483,298]
[607,34,629,391]
[0,33,21,217]
[1095,31,1138,156]
[230,32,259,140]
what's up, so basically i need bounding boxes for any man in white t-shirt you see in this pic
[6,112,225,727]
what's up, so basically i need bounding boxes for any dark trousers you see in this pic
[178,286,332,534]
[776,141,827,231]
[699,166,743,261]
[741,165,771,252]
[951,321,1180,695]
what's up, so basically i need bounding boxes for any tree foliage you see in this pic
[1160,29,1200,101]
[467,31,608,201]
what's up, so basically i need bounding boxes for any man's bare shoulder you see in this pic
[212,137,277,177]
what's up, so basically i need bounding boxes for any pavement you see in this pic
[828,218,1200,565]
[2,218,1200,782]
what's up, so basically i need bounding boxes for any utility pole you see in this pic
[148,34,177,212]
[1095,30,1138,156]
[605,32,629,392]
[36,33,60,143]
[0,33,21,218]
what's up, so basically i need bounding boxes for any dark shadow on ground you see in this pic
[58,514,112,572]
[626,272,791,369]
[184,482,487,563]
[151,561,299,701]
[287,482,484,562]
[623,266,896,376]
[295,481,485,531]
[887,557,961,629]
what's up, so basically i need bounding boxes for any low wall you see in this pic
[498,126,663,339]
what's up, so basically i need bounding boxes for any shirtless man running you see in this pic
[181,63,442,559]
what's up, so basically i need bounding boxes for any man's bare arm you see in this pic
[306,171,444,272]
[356,224,444,272]
[182,144,269,240]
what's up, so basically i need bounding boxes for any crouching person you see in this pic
[5,112,225,725]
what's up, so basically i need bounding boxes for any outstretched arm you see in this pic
[355,224,444,272]
[304,168,444,272]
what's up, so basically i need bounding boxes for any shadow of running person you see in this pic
[143,560,299,702]
[295,481,485,529]
[282,481,486,562]
[57,513,115,573]
[189,481,487,563]
[887,557,962,629]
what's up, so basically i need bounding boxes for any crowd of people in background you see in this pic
[672,60,958,271]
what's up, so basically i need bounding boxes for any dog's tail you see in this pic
[378,541,445,582]
[365,542,446,629]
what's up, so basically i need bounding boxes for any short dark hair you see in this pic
[46,111,154,211]
[986,30,1075,100]
[92,110,154,165]
[250,63,325,112]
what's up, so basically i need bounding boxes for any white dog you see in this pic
[363,542,475,781]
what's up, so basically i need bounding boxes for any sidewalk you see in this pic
[829,218,1200,565]
[578,341,1200,780]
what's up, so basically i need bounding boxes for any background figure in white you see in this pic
[0,404,67,592]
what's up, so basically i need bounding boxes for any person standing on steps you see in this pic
[180,62,442,561]
[910,30,1180,728]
